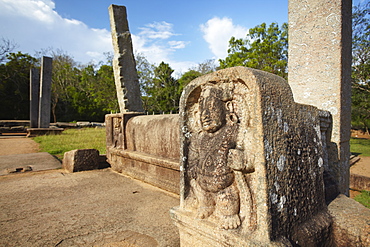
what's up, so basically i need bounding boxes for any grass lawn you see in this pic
[350,137,370,157]
[33,128,106,160]
[354,190,370,209]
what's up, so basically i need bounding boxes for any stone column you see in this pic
[288,0,352,195]
[38,56,53,128]
[30,68,40,128]
[108,4,143,113]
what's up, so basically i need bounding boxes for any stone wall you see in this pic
[105,113,180,194]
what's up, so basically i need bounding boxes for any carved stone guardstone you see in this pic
[170,67,333,246]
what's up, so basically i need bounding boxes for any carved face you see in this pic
[199,87,226,133]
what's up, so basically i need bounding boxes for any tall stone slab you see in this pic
[171,67,333,246]
[30,68,40,128]
[288,0,352,195]
[38,56,52,128]
[108,5,143,113]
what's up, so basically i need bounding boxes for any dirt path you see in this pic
[0,136,39,156]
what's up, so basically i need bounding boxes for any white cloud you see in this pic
[0,0,193,72]
[168,40,188,49]
[138,21,176,40]
[132,21,192,73]
[0,0,111,64]
[200,17,248,59]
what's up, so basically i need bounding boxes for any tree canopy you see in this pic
[219,22,288,79]
[0,52,37,119]
[351,1,370,133]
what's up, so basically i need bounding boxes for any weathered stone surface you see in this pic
[288,0,352,195]
[30,68,40,128]
[63,149,99,173]
[350,173,370,191]
[108,5,143,113]
[105,113,180,194]
[38,56,52,128]
[125,114,180,160]
[171,67,332,246]
[328,194,370,246]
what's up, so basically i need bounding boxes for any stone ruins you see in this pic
[171,67,332,246]
[105,2,369,246]
[29,67,40,128]
[28,56,63,137]
[108,5,143,113]
[288,0,352,196]
[38,56,53,128]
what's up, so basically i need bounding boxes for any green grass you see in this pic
[33,128,106,160]
[354,190,370,208]
[350,137,370,157]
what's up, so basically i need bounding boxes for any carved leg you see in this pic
[216,182,241,229]
[190,179,215,219]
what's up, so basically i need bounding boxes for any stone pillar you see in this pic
[108,4,143,113]
[288,0,352,195]
[30,68,40,128]
[38,56,53,128]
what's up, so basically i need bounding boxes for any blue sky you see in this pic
[0,0,362,74]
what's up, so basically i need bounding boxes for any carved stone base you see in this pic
[170,207,285,247]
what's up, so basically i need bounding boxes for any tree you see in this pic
[192,59,218,75]
[219,22,288,79]
[178,70,202,92]
[351,1,370,133]
[48,50,81,122]
[135,53,155,96]
[145,62,180,113]
[0,38,17,63]
[0,52,37,119]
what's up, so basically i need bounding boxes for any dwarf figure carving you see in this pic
[187,83,250,230]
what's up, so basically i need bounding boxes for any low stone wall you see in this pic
[105,113,180,194]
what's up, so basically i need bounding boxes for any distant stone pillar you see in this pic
[288,0,352,195]
[30,68,40,128]
[38,56,53,128]
[108,4,143,113]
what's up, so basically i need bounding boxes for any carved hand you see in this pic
[228,149,245,171]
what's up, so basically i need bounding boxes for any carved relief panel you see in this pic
[180,76,257,231]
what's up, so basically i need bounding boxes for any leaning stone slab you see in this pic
[171,67,332,246]
[63,149,100,173]
[108,5,143,113]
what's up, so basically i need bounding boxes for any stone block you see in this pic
[328,194,370,246]
[63,149,100,173]
[171,67,332,246]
